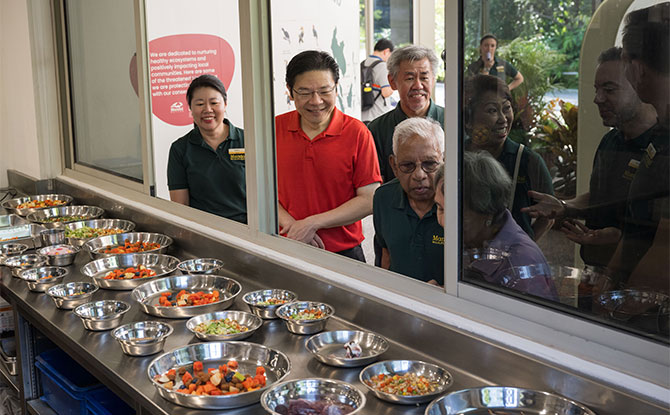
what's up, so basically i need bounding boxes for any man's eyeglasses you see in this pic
[397,160,442,174]
[292,85,336,99]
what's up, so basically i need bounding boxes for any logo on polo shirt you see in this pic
[170,102,184,113]
[432,235,444,245]
[229,148,245,161]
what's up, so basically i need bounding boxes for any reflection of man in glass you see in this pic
[522,47,658,268]
[275,50,382,262]
[467,34,524,91]
[373,118,444,286]
[167,75,247,224]
[367,45,444,183]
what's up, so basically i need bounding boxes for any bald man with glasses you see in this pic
[373,117,445,285]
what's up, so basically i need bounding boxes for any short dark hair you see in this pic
[479,34,498,46]
[597,46,622,65]
[622,2,670,75]
[186,75,227,107]
[463,75,512,135]
[374,38,394,52]
[285,50,340,94]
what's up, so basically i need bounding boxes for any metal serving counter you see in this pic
[0,173,667,415]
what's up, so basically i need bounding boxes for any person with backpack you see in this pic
[361,39,394,124]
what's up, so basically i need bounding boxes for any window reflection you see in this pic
[461,0,669,342]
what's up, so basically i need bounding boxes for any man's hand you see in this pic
[560,220,621,246]
[309,233,325,249]
[522,191,565,219]
[280,216,320,245]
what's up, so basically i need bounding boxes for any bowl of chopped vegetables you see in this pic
[46,281,99,310]
[131,274,242,318]
[186,310,263,341]
[82,232,173,260]
[38,243,80,266]
[112,320,173,356]
[74,300,131,331]
[26,205,104,229]
[147,341,290,409]
[359,360,453,404]
[276,301,334,335]
[3,253,49,277]
[1,194,73,217]
[177,258,225,275]
[18,266,68,292]
[81,253,180,290]
[261,378,365,415]
[64,219,135,247]
[242,289,298,319]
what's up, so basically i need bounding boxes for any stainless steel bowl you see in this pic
[276,301,334,335]
[243,289,297,319]
[38,244,79,266]
[261,378,365,415]
[425,387,597,415]
[1,194,73,216]
[27,205,104,229]
[0,214,28,228]
[131,274,241,318]
[594,289,669,334]
[112,321,173,356]
[64,219,136,247]
[186,310,262,341]
[0,243,28,259]
[82,232,173,260]
[46,281,99,309]
[40,228,66,246]
[305,330,389,367]
[359,360,453,404]
[3,254,49,277]
[18,266,68,292]
[73,300,130,331]
[177,258,224,275]
[147,341,291,409]
[81,253,180,290]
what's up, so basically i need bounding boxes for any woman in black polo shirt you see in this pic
[463,75,553,241]
[167,75,247,224]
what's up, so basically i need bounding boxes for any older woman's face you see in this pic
[434,180,445,228]
[463,204,492,249]
[190,87,227,134]
[470,91,513,148]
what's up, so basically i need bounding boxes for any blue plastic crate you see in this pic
[35,349,102,415]
[85,387,133,415]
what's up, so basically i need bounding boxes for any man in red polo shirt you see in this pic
[276,50,382,261]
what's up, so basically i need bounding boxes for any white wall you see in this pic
[0,0,41,187]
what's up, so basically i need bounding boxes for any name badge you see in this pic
[646,143,656,160]
[628,159,640,169]
[496,65,505,72]
[229,148,245,161]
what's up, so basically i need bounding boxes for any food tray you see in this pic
[82,232,173,260]
[65,219,136,247]
[186,310,263,341]
[0,224,45,249]
[359,360,453,404]
[81,253,180,290]
[147,341,291,410]
[1,194,73,216]
[0,214,29,228]
[27,206,104,229]
[425,387,597,414]
[305,330,389,367]
[131,274,241,318]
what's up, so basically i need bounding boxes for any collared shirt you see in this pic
[465,138,554,239]
[361,55,392,122]
[373,178,444,285]
[276,108,382,252]
[466,56,519,82]
[167,120,247,224]
[367,100,445,182]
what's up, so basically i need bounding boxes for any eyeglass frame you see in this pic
[395,160,443,174]
[291,85,337,99]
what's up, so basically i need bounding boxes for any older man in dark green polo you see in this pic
[373,117,444,285]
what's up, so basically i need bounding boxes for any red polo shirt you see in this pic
[276,108,382,252]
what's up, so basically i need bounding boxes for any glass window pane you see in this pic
[65,0,143,181]
[374,0,412,47]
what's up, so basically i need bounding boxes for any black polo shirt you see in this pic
[167,120,247,224]
[466,56,519,82]
[373,179,444,285]
[465,139,554,239]
[367,100,445,183]
[583,126,657,266]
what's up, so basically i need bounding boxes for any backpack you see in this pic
[360,59,383,111]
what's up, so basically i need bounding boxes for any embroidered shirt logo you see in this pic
[432,235,444,245]
[229,148,245,161]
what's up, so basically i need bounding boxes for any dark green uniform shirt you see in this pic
[466,56,519,83]
[373,179,444,285]
[367,100,445,183]
[167,120,247,224]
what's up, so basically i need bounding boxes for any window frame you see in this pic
[44,0,670,397]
